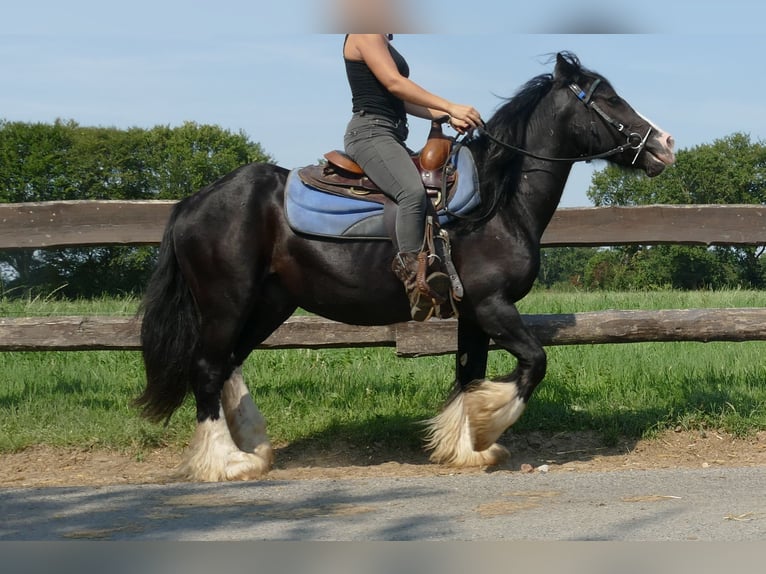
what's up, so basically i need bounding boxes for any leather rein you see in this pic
[477,78,653,165]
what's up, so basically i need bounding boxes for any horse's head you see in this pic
[552,52,675,176]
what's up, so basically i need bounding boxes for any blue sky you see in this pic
[2,2,765,207]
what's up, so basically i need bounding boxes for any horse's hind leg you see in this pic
[178,405,272,482]
[220,290,297,467]
[182,282,295,482]
[177,282,294,482]
[176,365,273,482]
[221,367,271,460]
[177,352,274,482]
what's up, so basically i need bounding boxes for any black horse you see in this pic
[137,52,675,481]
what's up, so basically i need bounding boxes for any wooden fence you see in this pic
[2,201,766,249]
[2,201,766,356]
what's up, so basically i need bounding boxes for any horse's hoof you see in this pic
[175,448,272,482]
[222,450,272,481]
[482,442,511,466]
[425,379,524,467]
[176,415,273,482]
[429,442,509,468]
[462,379,526,451]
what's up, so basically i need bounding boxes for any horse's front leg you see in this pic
[456,317,490,384]
[426,304,546,467]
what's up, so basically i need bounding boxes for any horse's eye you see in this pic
[607,96,621,106]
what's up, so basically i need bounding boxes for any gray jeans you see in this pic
[344,112,426,253]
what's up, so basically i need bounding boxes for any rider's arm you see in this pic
[350,34,481,128]
[404,102,472,134]
[404,102,449,122]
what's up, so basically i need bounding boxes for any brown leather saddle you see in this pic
[297,121,458,208]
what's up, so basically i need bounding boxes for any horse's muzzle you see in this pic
[643,130,676,177]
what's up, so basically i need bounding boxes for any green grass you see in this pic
[0,293,141,316]
[518,287,766,313]
[1,290,765,455]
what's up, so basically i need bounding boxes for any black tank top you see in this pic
[344,35,409,122]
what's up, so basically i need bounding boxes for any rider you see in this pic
[342,34,483,321]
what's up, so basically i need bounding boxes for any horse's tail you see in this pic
[135,203,199,423]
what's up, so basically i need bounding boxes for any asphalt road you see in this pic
[2,466,765,541]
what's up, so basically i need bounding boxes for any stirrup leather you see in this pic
[392,216,463,321]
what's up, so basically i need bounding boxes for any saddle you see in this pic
[283,135,481,241]
[298,121,458,209]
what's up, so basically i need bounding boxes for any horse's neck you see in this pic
[506,157,572,240]
[471,102,578,241]
[483,131,573,243]
[507,99,589,238]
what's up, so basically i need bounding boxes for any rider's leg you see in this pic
[344,114,450,320]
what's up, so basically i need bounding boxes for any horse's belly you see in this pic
[295,291,411,326]
[276,235,412,325]
[287,275,409,325]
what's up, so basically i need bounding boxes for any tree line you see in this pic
[1,121,764,298]
[539,132,766,290]
[0,119,270,297]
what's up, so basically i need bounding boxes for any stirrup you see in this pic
[392,252,449,321]
[412,271,452,321]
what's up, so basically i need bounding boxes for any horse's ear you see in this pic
[553,52,577,81]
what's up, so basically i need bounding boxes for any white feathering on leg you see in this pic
[462,380,526,451]
[221,367,273,466]
[425,379,525,467]
[176,406,271,482]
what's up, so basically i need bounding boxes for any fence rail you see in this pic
[3,309,766,356]
[1,201,765,249]
[2,201,765,354]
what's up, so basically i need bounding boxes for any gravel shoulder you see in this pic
[2,429,765,488]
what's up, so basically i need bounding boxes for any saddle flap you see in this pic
[298,163,386,206]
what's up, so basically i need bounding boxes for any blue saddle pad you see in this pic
[284,146,480,240]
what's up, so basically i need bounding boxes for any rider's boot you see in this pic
[392,251,452,321]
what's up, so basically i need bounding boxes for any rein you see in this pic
[442,78,652,225]
[477,79,652,165]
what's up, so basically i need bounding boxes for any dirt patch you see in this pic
[1,429,764,488]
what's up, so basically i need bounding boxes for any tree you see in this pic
[0,120,272,297]
[588,132,766,206]
[582,133,766,290]
[537,247,597,288]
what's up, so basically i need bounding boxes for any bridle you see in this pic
[442,76,653,224]
[477,77,653,165]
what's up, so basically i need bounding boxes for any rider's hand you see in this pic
[448,116,472,135]
[447,103,483,129]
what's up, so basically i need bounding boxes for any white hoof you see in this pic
[431,441,510,467]
[176,412,272,482]
[462,379,527,451]
[425,379,525,467]
[177,450,271,482]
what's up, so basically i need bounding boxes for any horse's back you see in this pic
[186,161,287,205]
[172,162,288,231]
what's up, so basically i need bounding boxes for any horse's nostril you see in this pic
[666,135,675,150]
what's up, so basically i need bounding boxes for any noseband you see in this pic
[478,77,652,164]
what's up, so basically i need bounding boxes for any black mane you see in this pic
[486,74,555,149]
[486,52,596,141]
[457,52,596,231]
